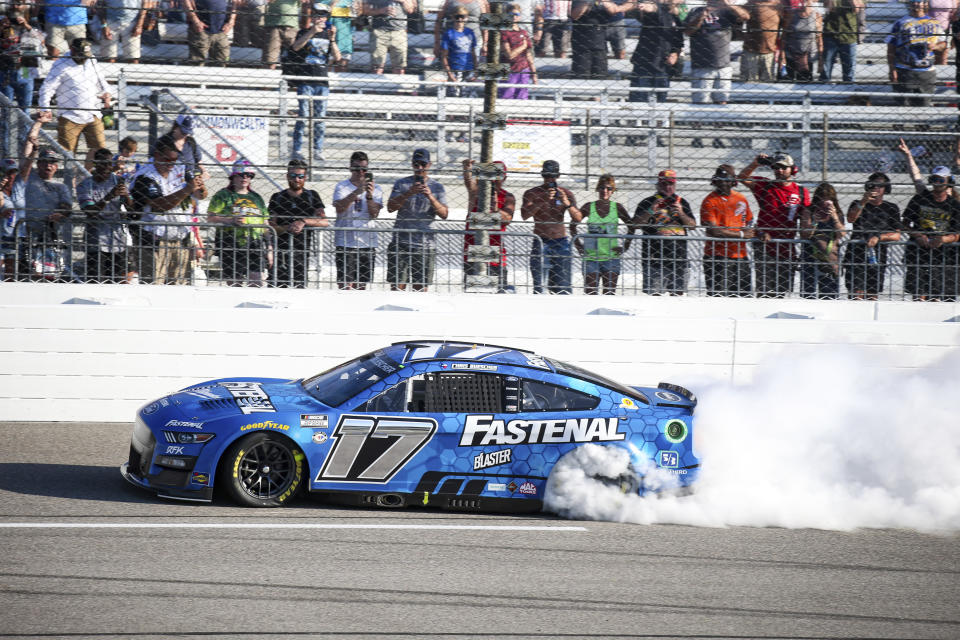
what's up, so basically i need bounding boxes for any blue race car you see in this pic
[121,340,699,511]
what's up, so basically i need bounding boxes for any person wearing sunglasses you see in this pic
[386,148,448,292]
[207,159,272,287]
[268,158,329,288]
[572,173,633,295]
[897,140,960,301]
[700,164,755,298]
[738,151,811,298]
[440,6,478,97]
[842,171,901,300]
[633,169,696,296]
[332,151,383,289]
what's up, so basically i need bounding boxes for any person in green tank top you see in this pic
[207,159,273,286]
[571,174,634,295]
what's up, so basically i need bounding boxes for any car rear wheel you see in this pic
[543,444,639,517]
[219,433,305,507]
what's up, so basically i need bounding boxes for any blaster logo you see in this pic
[473,448,512,470]
[460,415,624,446]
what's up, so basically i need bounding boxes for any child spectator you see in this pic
[441,6,478,97]
[499,3,536,99]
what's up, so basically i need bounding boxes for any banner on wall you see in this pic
[193,114,270,167]
[492,120,572,175]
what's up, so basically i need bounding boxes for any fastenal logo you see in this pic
[460,415,624,446]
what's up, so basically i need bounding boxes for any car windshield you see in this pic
[302,349,403,407]
[546,358,649,404]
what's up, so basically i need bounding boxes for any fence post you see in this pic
[801,92,811,173]
[278,78,288,162]
[585,108,591,181]
[821,112,828,183]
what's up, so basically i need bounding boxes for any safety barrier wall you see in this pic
[1,282,957,423]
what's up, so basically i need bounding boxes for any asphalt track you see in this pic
[1,422,958,640]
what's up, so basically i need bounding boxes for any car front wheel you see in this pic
[219,433,305,507]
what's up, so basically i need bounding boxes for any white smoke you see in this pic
[544,346,960,533]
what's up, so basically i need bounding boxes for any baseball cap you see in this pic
[412,148,430,163]
[541,159,560,176]
[713,164,736,180]
[313,2,331,13]
[771,151,795,167]
[453,6,469,15]
[37,147,60,162]
[231,159,254,176]
[175,114,194,135]
[931,165,952,180]
[492,160,507,183]
[2,158,18,173]
[70,38,93,58]
[658,169,677,182]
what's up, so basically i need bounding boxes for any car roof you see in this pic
[389,340,552,370]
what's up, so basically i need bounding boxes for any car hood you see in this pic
[156,377,324,420]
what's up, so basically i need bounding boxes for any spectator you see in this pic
[570,0,632,80]
[520,159,581,294]
[930,0,955,64]
[163,114,209,181]
[799,181,845,299]
[115,135,140,180]
[262,0,302,70]
[820,0,862,83]
[440,6,478,97]
[887,0,944,107]
[740,0,781,82]
[700,164,755,297]
[462,158,515,292]
[633,169,696,295]
[232,0,263,49]
[38,38,112,167]
[605,0,630,59]
[331,151,383,289]
[184,0,236,66]
[627,0,684,102]
[283,4,340,163]
[267,158,329,287]
[684,0,748,103]
[781,0,821,83]
[331,0,361,70]
[899,142,960,301]
[842,171,902,300]
[1,114,45,280]
[738,151,811,298]
[77,147,135,283]
[130,135,207,285]
[572,173,633,295]
[2,10,44,110]
[386,147,448,291]
[44,0,89,58]
[434,0,488,62]
[364,0,415,75]
[98,0,149,63]
[499,4,536,99]
[207,159,272,286]
[534,0,570,58]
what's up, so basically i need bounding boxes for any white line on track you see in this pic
[0,523,587,531]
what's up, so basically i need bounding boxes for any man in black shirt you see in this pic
[570,0,637,78]
[267,159,329,287]
[628,0,684,103]
[902,166,960,301]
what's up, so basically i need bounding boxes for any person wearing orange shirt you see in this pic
[700,164,755,297]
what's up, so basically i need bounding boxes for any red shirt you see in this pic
[464,188,510,266]
[748,177,810,258]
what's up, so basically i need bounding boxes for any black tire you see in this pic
[219,432,306,507]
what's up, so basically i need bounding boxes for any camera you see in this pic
[757,156,773,167]
[365,171,374,184]
[415,175,425,184]
[548,181,558,190]
[184,169,194,182]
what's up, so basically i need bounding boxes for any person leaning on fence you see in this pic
[77,147,136,283]
[740,0,781,82]
[184,0,236,66]
[267,158,329,288]
[571,173,633,296]
[130,135,208,285]
[386,147,448,292]
[799,181,845,299]
[364,0,415,75]
[841,171,901,301]
[0,113,46,280]
[633,169,696,296]
[700,164,755,297]
[462,158,515,293]
[684,0,748,104]
[521,159,581,294]
[331,151,383,290]
[440,6,478,97]
[499,4,536,100]
[38,38,112,169]
[627,0,684,103]
[887,0,944,107]
[738,151,810,298]
[284,4,341,164]
[207,159,272,286]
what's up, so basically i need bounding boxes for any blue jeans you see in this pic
[0,70,34,158]
[530,236,572,294]
[293,83,328,156]
[820,37,856,82]
[628,73,669,103]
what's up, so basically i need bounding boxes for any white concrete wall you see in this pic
[1,282,958,422]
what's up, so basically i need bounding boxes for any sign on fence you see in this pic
[493,120,572,175]
[194,114,270,166]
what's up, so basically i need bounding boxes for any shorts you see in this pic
[100,20,143,60]
[582,259,621,275]
[371,28,408,70]
[262,25,298,66]
[57,116,107,153]
[46,23,87,53]
[605,22,626,53]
